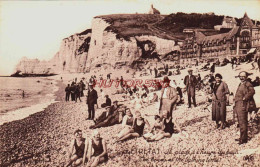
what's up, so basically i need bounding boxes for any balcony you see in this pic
[240,43,251,49]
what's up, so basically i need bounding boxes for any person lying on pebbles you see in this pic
[116,111,150,142]
[65,129,89,167]
[90,105,126,129]
[92,106,111,125]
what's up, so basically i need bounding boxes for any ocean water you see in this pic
[0,77,58,125]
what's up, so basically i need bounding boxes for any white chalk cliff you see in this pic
[14,17,179,75]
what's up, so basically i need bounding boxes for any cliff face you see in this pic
[15,31,91,74]
[14,17,179,75]
[86,18,179,70]
[52,32,91,73]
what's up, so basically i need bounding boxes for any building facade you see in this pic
[180,13,260,61]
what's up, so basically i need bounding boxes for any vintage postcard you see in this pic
[0,0,259,166]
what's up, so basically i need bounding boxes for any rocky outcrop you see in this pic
[14,17,180,75]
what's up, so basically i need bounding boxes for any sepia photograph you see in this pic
[0,0,260,166]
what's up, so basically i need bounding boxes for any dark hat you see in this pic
[188,69,193,72]
[163,76,171,83]
[215,73,223,79]
[74,129,82,134]
[105,95,109,98]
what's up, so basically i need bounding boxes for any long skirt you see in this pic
[212,100,226,123]
[160,98,174,115]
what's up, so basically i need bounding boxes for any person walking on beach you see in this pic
[165,64,169,74]
[79,80,85,97]
[184,69,197,108]
[75,85,82,103]
[211,73,230,129]
[159,76,178,116]
[195,59,199,66]
[154,67,158,78]
[22,90,25,98]
[120,76,124,88]
[65,84,71,101]
[258,55,260,72]
[210,63,215,74]
[87,82,98,120]
[234,71,255,145]
[71,82,76,101]
[65,129,88,167]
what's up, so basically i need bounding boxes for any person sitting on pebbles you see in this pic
[143,115,164,140]
[65,129,88,167]
[116,108,134,139]
[145,110,184,142]
[132,93,143,110]
[86,130,108,167]
[117,111,150,142]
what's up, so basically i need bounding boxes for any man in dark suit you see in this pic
[86,82,98,120]
[184,69,197,108]
[90,102,124,129]
[234,71,255,145]
[65,84,70,101]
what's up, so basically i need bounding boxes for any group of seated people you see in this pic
[115,110,183,142]
[65,129,108,167]
[66,106,185,166]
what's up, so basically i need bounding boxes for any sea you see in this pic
[0,77,58,125]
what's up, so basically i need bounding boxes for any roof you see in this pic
[194,26,238,44]
[241,12,254,27]
[194,31,205,44]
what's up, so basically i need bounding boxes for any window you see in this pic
[241,31,250,42]
[223,38,226,44]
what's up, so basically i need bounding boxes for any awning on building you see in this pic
[247,48,256,54]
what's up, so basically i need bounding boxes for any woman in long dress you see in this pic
[211,73,229,129]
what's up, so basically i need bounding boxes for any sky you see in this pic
[0,0,260,75]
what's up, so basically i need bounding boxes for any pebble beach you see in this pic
[0,63,259,167]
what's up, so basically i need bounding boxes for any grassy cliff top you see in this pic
[95,13,244,41]
[95,14,173,40]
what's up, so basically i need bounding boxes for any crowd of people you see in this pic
[64,55,259,167]
[65,79,86,102]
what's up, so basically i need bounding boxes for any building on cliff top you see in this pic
[214,16,237,31]
[180,12,260,62]
[148,4,160,15]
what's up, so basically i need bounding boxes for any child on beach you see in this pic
[65,129,88,167]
